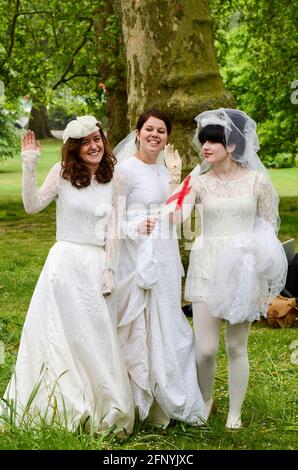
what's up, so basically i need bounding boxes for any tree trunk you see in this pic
[120,0,234,168]
[106,75,129,147]
[94,0,129,147]
[28,101,52,139]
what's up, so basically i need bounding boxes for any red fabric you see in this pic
[165,175,192,210]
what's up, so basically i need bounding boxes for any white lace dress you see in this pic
[2,152,134,433]
[116,157,207,427]
[184,171,287,323]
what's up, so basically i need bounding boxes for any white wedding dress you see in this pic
[116,157,207,427]
[2,152,134,434]
[184,171,287,323]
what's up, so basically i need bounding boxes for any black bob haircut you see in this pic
[198,110,247,159]
[198,125,226,147]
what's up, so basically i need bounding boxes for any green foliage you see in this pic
[263,153,296,169]
[0,0,123,115]
[0,104,19,161]
[210,0,298,164]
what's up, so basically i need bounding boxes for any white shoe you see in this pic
[226,414,242,430]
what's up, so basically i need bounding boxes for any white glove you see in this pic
[164,144,182,184]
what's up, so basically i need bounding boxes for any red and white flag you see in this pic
[159,165,201,220]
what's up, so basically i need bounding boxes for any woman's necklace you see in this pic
[213,165,238,181]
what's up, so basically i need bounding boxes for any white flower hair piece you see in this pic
[199,115,232,131]
[62,115,100,143]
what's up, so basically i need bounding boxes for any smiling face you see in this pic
[136,116,168,158]
[79,130,104,171]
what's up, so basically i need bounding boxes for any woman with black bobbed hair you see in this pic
[171,108,287,429]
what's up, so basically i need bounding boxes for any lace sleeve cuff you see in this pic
[22,159,60,214]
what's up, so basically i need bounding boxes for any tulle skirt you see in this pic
[187,218,287,324]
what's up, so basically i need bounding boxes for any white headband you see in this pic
[62,116,99,143]
[199,116,231,131]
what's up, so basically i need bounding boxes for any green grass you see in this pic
[0,139,60,197]
[0,141,298,450]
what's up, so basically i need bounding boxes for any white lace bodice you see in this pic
[183,171,278,234]
[22,151,125,271]
[184,170,281,304]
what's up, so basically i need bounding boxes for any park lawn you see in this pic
[0,139,60,197]
[0,139,297,450]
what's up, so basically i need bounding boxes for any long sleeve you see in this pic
[256,173,278,233]
[119,168,145,240]
[121,214,144,240]
[169,175,201,225]
[101,170,127,294]
[22,150,60,213]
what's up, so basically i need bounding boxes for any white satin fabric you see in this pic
[116,157,207,426]
[2,155,134,433]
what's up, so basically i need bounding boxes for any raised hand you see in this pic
[21,130,41,153]
[164,144,182,175]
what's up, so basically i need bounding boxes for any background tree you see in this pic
[120,0,233,168]
[0,0,127,142]
[210,0,298,166]
[94,0,129,145]
[0,103,19,161]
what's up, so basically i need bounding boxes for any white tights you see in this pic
[192,302,251,428]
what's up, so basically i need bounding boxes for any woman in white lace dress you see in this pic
[2,117,134,434]
[173,109,287,429]
[114,109,207,427]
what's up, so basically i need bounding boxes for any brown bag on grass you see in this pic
[267,295,297,328]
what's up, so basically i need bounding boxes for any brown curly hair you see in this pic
[61,124,116,188]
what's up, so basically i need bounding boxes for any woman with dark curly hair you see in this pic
[2,116,134,435]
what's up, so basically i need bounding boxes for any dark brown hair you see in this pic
[61,124,116,188]
[135,109,172,135]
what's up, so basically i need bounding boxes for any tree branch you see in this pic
[62,73,100,84]
[0,0,21,70]
[52,21,93,90]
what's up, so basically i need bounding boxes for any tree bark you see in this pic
[28,101,52,139]
[94,0,129,147]
[106,75,129,147]
[120,0,234,168]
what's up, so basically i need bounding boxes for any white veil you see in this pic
[114,130,165,166]
[192,108,280,229]
[190,108,287,323]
